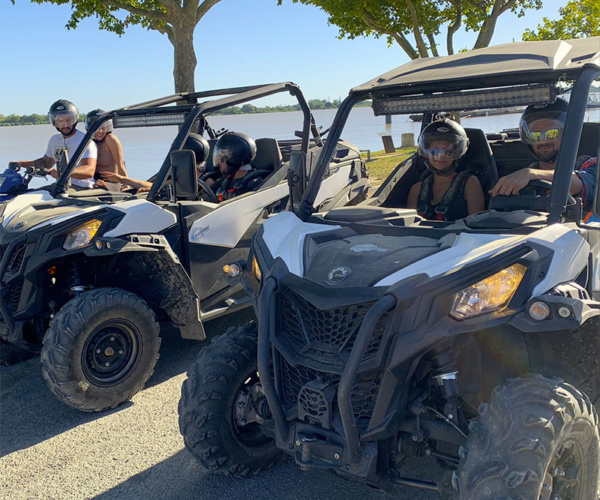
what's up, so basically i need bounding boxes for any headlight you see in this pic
[63,219,102,250]
[251,255,262,282]
[450,263,526,320]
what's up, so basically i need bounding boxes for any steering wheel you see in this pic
[489,179,576,212]
[198,179,218,203]
[520,180,576,205]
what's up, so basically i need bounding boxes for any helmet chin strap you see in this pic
[93,131,111,145]
[425,159,457,177]
[57,125,77,138]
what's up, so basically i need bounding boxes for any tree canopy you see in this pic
[15,0,223,93]
[279,0,542,59]
[522,0,600,40]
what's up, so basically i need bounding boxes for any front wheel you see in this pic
[454,375,600,499]
[40,288,161,411]
[178,322,282,476]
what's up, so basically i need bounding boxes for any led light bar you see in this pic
[372,84,556,115]
[113,112,187,128]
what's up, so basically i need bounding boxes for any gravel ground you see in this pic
[0,314,440,500]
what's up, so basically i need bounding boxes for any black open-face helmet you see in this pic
[85,109,113,134]
[213,132,256,175]
[418,119,469,175]
[183,133,210,166]
[519,97,568,146]
[49,99,79,136]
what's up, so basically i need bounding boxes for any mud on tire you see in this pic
[178,322,282,477]
[40,287,161,412]
[453,375,600,500]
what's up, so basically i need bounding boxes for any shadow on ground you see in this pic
[92,450,440,500]
[0,310,254,458]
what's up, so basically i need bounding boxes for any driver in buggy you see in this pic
[490,98,597,222]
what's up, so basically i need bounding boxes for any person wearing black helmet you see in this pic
[8,100,97,190]
[407,119,485,221]
[211,132,259,202]
[101,133,210,192]
[490,98,597,220]
[85,109,128,190]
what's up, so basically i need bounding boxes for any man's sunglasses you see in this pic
[526,128,562,143]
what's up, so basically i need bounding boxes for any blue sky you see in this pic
[1,0,565,115]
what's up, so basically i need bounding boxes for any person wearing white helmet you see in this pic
[9,99,97,190]
[490,98,597,221]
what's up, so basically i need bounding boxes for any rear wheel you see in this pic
[41,288,161,412]
[454,375,600,499]
[178,322,281,476]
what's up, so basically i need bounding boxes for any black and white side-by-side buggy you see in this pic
[179,38,600,499]
[0,83,370,411]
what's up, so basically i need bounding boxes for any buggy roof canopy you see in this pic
[352,37,600,98]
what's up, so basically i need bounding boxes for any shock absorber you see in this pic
[68,261,86,295]
[431,346,461,426]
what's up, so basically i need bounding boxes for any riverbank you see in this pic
[364,147,416,187]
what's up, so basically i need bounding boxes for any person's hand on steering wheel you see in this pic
[489,168,533,197]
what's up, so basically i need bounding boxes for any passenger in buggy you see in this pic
[406,119,485,221]
[209,132,264,202]
[85,109,128,191]
[490,98,598,222]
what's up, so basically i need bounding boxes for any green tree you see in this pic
[279,0,542,59]
[12,0,222,93]
[523,0,600,40]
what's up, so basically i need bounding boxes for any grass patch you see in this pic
[363,147,416,187]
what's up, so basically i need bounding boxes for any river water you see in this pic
[1,106,598,189]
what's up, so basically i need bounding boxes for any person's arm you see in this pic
[69,157,97,179]
[489,167,584,197]
[101,171,152,190]
[574,158,597,207]
[106,134,128,177]
[10,156,55,171]
[464,175,485,215]
[406,182,422,209]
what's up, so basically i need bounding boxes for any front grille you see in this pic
[5,284,22,312]
[6,243,26,274]
[279,356,382,432]
[280,290,388,365]
[280,360,339,409]
[298,387,328,418]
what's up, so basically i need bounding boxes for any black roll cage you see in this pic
[298,64,600,224]
[51,83,322,199]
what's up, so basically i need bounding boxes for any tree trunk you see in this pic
[171,24,197,94]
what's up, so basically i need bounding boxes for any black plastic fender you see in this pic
[85,234,205,340]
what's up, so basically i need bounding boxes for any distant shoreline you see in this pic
[0,100,371,127]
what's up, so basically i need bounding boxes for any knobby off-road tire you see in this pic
[178,322,282,477]
[453,375,600,500]
[40,288,161,412]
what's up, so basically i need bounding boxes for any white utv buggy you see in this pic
[0,83,370,411]
[179,39,600,499]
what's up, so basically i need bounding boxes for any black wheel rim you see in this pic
[232,371,273,448]
[82,320,140,386]
[542,437,586,500]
